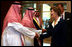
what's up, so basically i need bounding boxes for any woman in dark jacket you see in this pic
[40,6,69,46]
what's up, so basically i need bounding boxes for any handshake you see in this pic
[35,29,47,38]
[34,29,47,46]
[34,30,41,38]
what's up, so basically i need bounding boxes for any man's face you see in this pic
[20,7,22,12]
[35,12,40,17]
[58,4,64,14]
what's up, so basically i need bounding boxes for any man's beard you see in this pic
[35,15,39,17]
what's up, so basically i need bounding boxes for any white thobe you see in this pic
[1,22,36,46]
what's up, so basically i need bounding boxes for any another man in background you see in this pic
[57,3,71,21]
[57,3,71,46]
[33,10,43,46]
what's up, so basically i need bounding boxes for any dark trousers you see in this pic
[34,37,43,46]
[34,37,39,46]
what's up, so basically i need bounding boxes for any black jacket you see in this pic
[40,18,71,46]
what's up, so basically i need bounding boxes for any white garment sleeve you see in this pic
[7,22,35,39]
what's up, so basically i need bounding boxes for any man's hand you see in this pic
[35,33,39,38]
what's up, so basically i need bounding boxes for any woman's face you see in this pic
[50,9,57,19]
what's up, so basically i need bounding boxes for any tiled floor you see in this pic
[43,37,51,46]
[43,43,51,46]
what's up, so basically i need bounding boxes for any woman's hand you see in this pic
[42,29,47,33]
